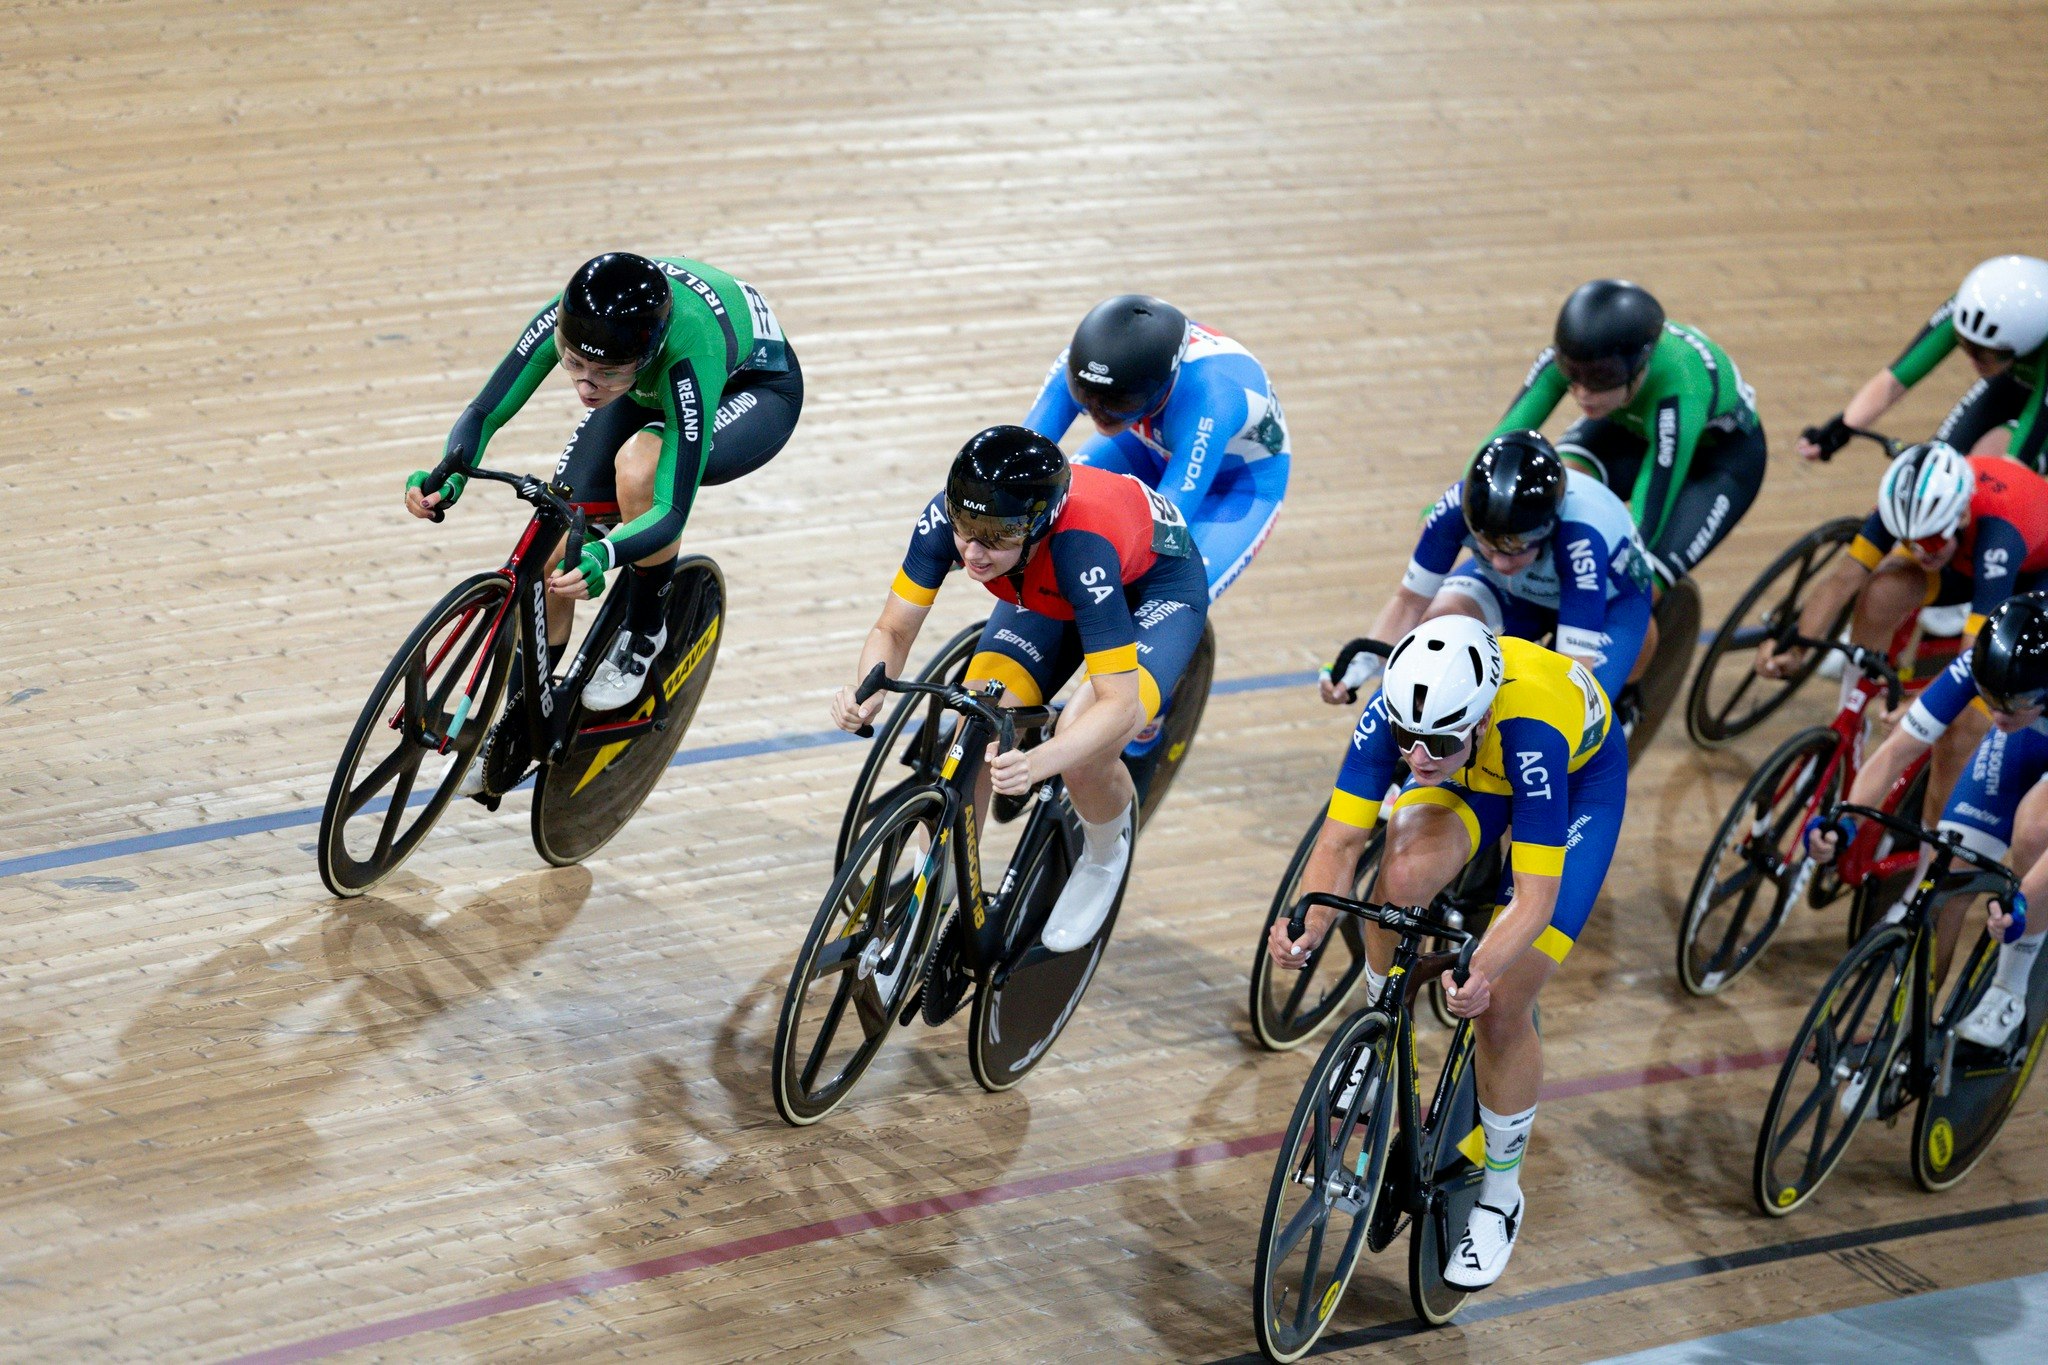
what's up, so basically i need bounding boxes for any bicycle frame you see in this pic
[855,669,1060,983]
[1835,803,2020,1103]
[410,460,702,770]
[1293,894,1478,1229]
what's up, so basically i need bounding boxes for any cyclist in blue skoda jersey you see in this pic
[1324,430,1656,705]
[1024,294,1290,601]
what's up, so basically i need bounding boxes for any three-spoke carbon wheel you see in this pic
[531,556,724,866]
[1687,516,1862,748]
[774,789,947,1125]
[1753,922,1910,1216]
[1677,725,1840,996]
[1252,1009,1395,1362]
[1249,811,1384,1051]
[318,572,515,897]
[967,807,1113,1092]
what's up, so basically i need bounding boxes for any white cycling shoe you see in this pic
[1958,984,2027,1049]
[1041,807,1132,952]
[1442,1195,1523,1291]
[581,625,666,711]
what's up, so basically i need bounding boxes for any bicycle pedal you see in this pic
[469,791,503,812]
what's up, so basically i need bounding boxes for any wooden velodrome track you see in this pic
[8,1,2048,1359]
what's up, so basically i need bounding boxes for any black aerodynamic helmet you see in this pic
[557,252,673,367]
[1065,294,1188,426]
[1553,279,1664,391]
[1463,430,1568,550]
[1972,592,2048,712]
[945,425,1072,549]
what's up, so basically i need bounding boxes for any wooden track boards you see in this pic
[5,1,2048,1360]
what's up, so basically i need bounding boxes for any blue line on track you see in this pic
[2,670,1326,882]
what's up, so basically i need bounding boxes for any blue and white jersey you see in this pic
[1023,321,1289,523]
[1402,470,1654,655]
[1899,651,2048,745]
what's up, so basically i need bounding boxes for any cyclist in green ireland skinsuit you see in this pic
[1486,279,1766,590]
[1798,255,2048,471]
[402,252,802,794]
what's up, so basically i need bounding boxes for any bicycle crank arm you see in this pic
[1935,1029,1957,1098]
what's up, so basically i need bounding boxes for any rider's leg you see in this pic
[1934,729,2048,1019]
[697,348,805,486]
[1044,565,1208,949]
[963,602,1073,825]
[1362,794,1483,980]
[1641,423,1768,586]
[1450,737,1625,1290]
[1935,373,2027,458]
[1187,455,1289,601]
[1555,417,1642,491]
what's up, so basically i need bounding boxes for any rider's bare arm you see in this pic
[1757,554,1872,676]
[832,592,930,732]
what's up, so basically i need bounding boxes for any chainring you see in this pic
[921,906,973,1027]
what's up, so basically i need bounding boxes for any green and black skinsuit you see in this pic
[1891,296,2048,471]
[445,255,800,566]
[1486,323,1765,585]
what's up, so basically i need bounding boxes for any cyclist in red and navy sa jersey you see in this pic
[1807,594,2048,1053]
[1023,295,1289,601]
[1799,256,2048,471]
[1759,442,2048,825]
[405,251,801,731]
[831,426,1208,952]
[1271,618,1627,1295]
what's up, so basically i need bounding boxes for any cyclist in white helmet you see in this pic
[1760,439,2048,826]
[1270,616,1627,1294]
[1799,255,2048,472]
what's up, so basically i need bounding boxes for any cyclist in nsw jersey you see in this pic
[1807,594,2048,1053]
[830,426,1209,952]
[404,251,801,751]
[1325,430,1655,707]
[1023,294,1289,601]
[1799,256,2048,471]
[1758,442,2048,818]
[1271,617,1627,1294]
[1488,279,1765,587]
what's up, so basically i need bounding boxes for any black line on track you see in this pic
[1214,1196,2048,1362]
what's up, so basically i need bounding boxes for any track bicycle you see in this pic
[834,616,1217,866]
[1678,632,1939,995]
[317,456,723,896]
[773,665,1127,1125]
[1246,638,1500,1047]
[1251,892,1485,1361]
[1686,429,1961,746]
[1754,802,2045,1214]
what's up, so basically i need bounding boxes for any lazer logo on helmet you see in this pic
[1077,361,1114,387]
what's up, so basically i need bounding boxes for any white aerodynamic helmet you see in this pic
[1877,441,1975,543]
[1382,615,1503,738]
[1954,255,2048,358]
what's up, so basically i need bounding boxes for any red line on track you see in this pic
[222,1046,1789,1364]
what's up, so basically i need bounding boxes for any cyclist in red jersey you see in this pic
[1759,442,2048,825]
[830,426,1209,950]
